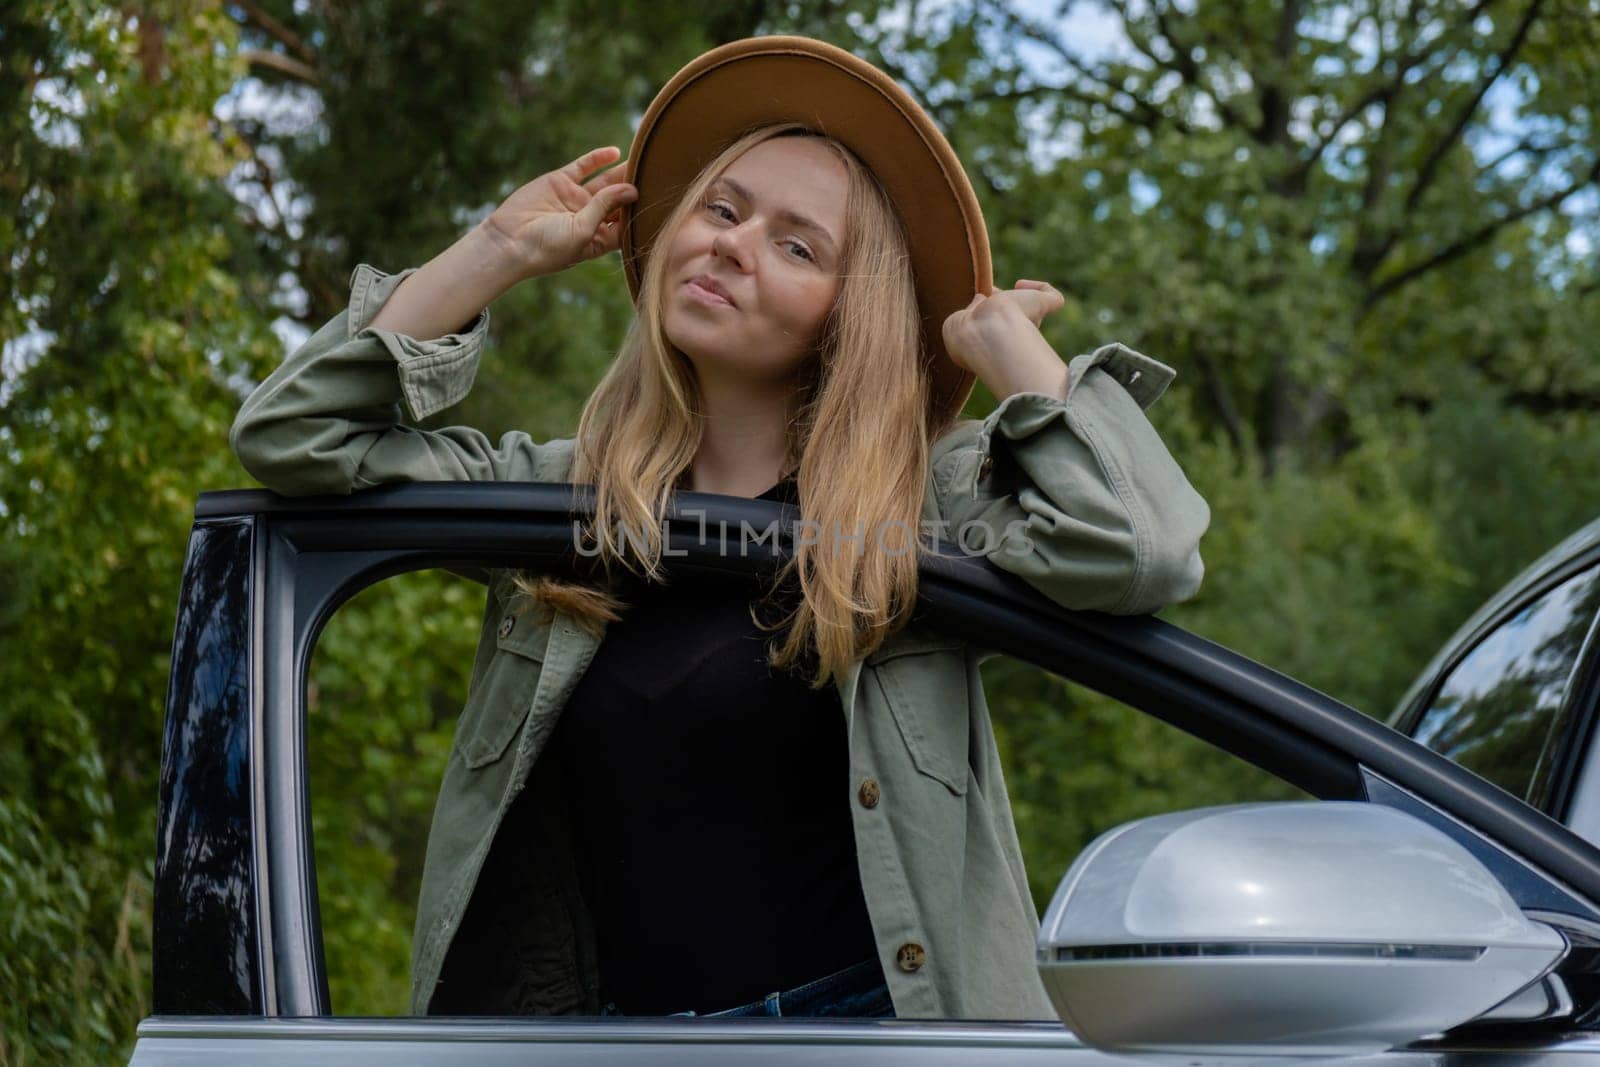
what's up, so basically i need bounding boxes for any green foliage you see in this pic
[986,661,1301,908]
[3,2,276,1060]
[3,0,1598,1057]
[1160,375,1600,718]
[0,788,149,1064]
[306,570,480,1014]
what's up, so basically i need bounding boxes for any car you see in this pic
[130,483,1600,1064]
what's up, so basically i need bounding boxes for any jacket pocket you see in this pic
[455,606,550,769]
[866,629,971,796]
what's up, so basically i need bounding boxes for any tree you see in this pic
[859,0,1599,470]
[2,1,281,1058]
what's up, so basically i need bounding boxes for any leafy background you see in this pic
[3,0,1598,1060]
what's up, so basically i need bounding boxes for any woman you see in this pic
[230,36,1209,1021]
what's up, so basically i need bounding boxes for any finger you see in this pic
[576,182,637,236]
[1009,290,1055,324]
[560,145,622,184]
[1014,281,1064,314]
[583,164,633,191]
[584,211,623,257]
[592,222,621,257]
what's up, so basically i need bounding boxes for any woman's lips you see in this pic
[684,279,735,308]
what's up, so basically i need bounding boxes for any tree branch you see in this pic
[1402,0,1544,215]
[1364,154,1600,309]
[1189,348,1247,453]
[235,122,287,235]
[967,81,1173,132]
[1147,1,1251,132]
[1291,0,1494,194]
[1505,387,1600,414]
[241,47,319,85]
[229,0,318,66]
[1345,0,1421,277]
[1254,0,1302,148]
[1349,81,1401,278]
[1477,135,1572,175]
[996,2,1170,129]
[134,9,167,83]
[1104,0,1176,70]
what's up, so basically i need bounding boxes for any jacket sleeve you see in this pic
[926,342,1209,615]
[229,263,570,495]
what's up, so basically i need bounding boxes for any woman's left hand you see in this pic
[942,280,1070,399]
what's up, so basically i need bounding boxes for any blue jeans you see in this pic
[600,958,896,1018]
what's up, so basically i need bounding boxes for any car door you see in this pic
[132,484,1600,1064]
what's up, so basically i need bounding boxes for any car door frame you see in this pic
[147,483,1600,1060]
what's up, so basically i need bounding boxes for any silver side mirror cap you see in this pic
[1036,802,1568,1057]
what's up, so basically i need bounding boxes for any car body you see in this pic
[131,485,1600,1063]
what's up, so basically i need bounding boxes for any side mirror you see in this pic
[1036,803,1567,1056]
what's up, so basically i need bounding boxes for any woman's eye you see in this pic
[706,200,815,264]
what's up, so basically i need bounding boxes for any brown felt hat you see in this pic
[621,34,993,427]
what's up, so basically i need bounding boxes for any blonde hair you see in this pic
[515,122,947,688]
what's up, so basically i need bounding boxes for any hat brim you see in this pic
[621,35,991,428]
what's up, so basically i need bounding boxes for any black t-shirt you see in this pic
[550,476,879,1015]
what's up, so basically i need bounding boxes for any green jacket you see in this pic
[229,264,1210,1021]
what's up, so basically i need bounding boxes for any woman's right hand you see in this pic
[480,146,639,280]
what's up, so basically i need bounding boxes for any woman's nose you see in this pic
[712,223,755,271]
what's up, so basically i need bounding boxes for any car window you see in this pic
[306,572,1304,1018]
[1566,725,1600,845]
[1409,563,1600,803]
[976,654,1305,913]
[307,567,480,1015]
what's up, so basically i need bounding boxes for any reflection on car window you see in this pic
[1411,564,1600,801]
[305,579,1310,1019]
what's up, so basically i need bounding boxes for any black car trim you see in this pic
[1051,942,1486,962]
[1360,770,1597,917]
[248,517,277,1016]
[1549,612,1600,825]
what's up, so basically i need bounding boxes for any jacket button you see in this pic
[978,455,994,480]
[896,942,926,972]
[498,615,514,639]
[858,778,880,809]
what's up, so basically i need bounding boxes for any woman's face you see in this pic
[660,137,847,387]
